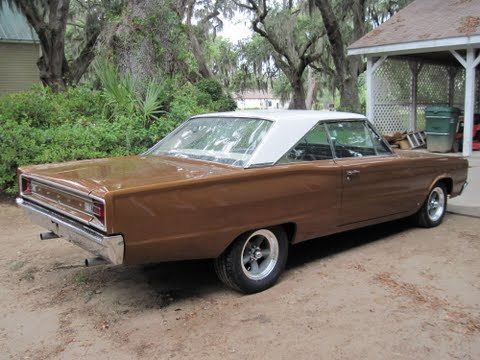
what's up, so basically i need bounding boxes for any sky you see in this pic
[218,12,252,43]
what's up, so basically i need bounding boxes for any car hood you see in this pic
[19,155,241,197]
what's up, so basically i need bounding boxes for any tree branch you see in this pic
[314,0,346,77]
[233,0,254,11]
[69,28,100,84]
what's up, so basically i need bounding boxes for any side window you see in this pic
[278,123,333,163]
[326,121,376,158]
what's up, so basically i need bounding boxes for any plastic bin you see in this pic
[425,106,461,152]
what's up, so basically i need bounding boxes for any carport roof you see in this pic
[348,0,480,56]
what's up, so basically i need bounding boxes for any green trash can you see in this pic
[425,106,461,152]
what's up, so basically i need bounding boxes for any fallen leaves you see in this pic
[457,16,480,34]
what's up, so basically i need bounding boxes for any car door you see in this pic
[276,121,342,238]
[325,120,419,226]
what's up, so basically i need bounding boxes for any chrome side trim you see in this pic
[16,198,124,265]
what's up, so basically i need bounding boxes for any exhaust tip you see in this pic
[40,231,60,240]
[85,257,108,267]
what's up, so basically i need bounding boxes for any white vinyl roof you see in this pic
[192,110,367,167]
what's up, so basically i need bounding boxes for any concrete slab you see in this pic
[448,152,480,217]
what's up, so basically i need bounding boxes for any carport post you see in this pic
[366,57,374,122]
[463,49,477,157]
[366,56,387,123]
[451,48,480,157]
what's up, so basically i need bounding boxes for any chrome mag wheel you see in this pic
[427,186,445,222]
[214,226,288,293]
[241,229,279,281]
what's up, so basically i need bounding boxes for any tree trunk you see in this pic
[109,0,160,85]
[13,0,70,91]
[288,74,306,109]
[315,0,366,113]
[37,54,68,92]
[186,28,214,79]
[339,76,359,112]
[13,0,101,91]
[305,67,318,110]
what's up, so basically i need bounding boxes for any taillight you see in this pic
[22,178,32,195]
[92,201,105,224]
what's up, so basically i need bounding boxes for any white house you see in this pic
[0,1,39,94]
[235,90,288,110]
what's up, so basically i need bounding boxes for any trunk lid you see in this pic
[19,155,241,197]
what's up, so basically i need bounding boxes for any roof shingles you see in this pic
[349,0,480,50]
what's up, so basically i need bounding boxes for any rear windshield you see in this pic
[146,117,272,167]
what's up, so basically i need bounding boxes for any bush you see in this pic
[0,85,106,128]
[0,76,237,195]
[195,78,237,112]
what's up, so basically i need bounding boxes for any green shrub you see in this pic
[0,85,106,128]
[0,117,41,194]
[195,78,223,101]
[0,115,174,194]
[195,78,237,112]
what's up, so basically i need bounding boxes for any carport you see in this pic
[347,0,480,157]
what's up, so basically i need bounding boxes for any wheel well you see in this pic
[281,222,297,243]
[437,178,453,195]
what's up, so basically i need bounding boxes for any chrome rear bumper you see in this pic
[16,198,124,265]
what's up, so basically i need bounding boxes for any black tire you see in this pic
[214,226,289,294]
[414,182,447,228]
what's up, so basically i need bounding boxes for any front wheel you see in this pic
[414,183,447,228]
[214,227,288,294]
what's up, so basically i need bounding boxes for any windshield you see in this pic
[147,117,273,167]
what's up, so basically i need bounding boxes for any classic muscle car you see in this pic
[16,110,468,293]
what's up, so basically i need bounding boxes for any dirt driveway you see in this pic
[0,201,479,359]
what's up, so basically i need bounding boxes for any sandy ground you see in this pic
[0,201,479,360]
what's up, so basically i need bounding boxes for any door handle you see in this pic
[346,169,360,181]
[346,170,360,176]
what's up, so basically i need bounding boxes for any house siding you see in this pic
[0,42,39,94]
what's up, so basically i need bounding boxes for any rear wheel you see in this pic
[214,227,288,294]
[414,183,447,228]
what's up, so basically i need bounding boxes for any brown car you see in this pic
[16,110,468,293]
